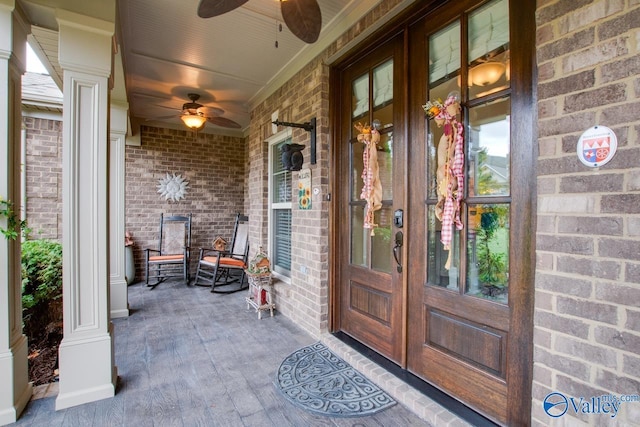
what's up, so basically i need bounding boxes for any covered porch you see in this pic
[11,279,463,426]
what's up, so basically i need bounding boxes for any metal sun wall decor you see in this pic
[157,173,190,202]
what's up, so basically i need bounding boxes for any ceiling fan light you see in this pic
[181,112,207,129]
[470,61,505,86]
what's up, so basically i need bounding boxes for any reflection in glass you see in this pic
[429,22,461,85]
[468,0,510,99]
[351,205,367,267]
[272,140,292,203]
[352,140,364,201]
[468,98,510,197]
[373,60,393,107]
[352,74,369,119]
[466,204,509,304]
[427,205,460,289]
[427,76,460,203]
[349,61,394,273]
[377,132,393,200]
[371,206,392,273]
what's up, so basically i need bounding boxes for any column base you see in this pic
[55,326,117,411]
[0,335,33,426]
[110,278,129,319]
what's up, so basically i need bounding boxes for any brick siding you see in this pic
[533,1,640,425]
[23,116,63,240]
[247,0,407,337]
[125,125,247,281]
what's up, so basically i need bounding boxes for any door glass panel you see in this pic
[429,22,460,85]
[349,58,394,271]
[373,59,394,129]
[466,203,509,303]
[351,140,364,201]
[352,74,369,120]
[468,0,510,100]
[371,206,392,273]
[468,97,510,197]
[377,132,393,200]
[427,205,460,289]
[426,76,459,201]
[351,205,367,267]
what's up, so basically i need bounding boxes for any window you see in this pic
[269,130,292,278]
[426,0,510,304]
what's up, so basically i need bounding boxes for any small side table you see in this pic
[245,273,275,319]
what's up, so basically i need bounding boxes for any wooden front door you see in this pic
[332,0,534,425]
[334,34,406,364]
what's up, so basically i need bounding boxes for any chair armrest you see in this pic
[198,247,221,258]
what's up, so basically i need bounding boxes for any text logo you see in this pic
[543,392,568,418]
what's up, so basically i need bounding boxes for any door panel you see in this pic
[337,34,405,365]
[406,0,533,424]
[333,0,535,424]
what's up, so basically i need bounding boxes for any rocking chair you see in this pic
[193,213,249,293]
[144,213,192,288]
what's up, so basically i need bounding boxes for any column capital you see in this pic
[56,9,114,77]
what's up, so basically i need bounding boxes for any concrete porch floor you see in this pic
[11,278,471,426]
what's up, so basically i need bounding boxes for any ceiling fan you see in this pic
[179,93,241,130]
[197,0,322,44]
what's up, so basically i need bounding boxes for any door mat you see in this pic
[275,342,396,417]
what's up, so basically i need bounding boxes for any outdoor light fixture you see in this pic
[181,112,207,130]
[272,117,317,165]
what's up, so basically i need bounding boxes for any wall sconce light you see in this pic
[181,112,207,130]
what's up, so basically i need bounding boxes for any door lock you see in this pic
[394,209,403,228]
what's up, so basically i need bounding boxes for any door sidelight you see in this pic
[393,231,403,273]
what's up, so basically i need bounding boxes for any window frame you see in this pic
[267,128,293,282]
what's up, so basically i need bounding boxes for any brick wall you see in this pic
[23,115,63,240]
[248,58,330,335]
[125,125,247,281]
[533,1,640,425]
[247,0,407,337]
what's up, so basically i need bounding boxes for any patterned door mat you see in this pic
[275,342,396,417]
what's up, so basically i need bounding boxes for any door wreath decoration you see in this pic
[423,93,464,269]
[355,123,382,235]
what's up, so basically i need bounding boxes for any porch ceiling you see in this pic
[18,0,386,137]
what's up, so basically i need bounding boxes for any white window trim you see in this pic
[267,128,292,284]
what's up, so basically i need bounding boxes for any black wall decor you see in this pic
[272,117,316,166]
[281,143,305,171]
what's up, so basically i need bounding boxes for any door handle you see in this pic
[393,231,403,273]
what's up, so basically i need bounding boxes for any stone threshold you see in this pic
[321,334,475,427]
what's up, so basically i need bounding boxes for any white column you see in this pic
[0,1,32,425]
[55,9,117,410]
[109,102,128,318]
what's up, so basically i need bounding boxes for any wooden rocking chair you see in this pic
[193,213,249,293]
[144,213,192,288]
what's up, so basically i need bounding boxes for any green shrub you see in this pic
[21,240,63,320]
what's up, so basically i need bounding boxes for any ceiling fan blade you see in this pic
[199,106,225,116]
[146,114,178,121]
[197,0,249,18]
[281,0,322,44]
[207,116,242,129]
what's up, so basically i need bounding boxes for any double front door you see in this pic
[332,0,535,425]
